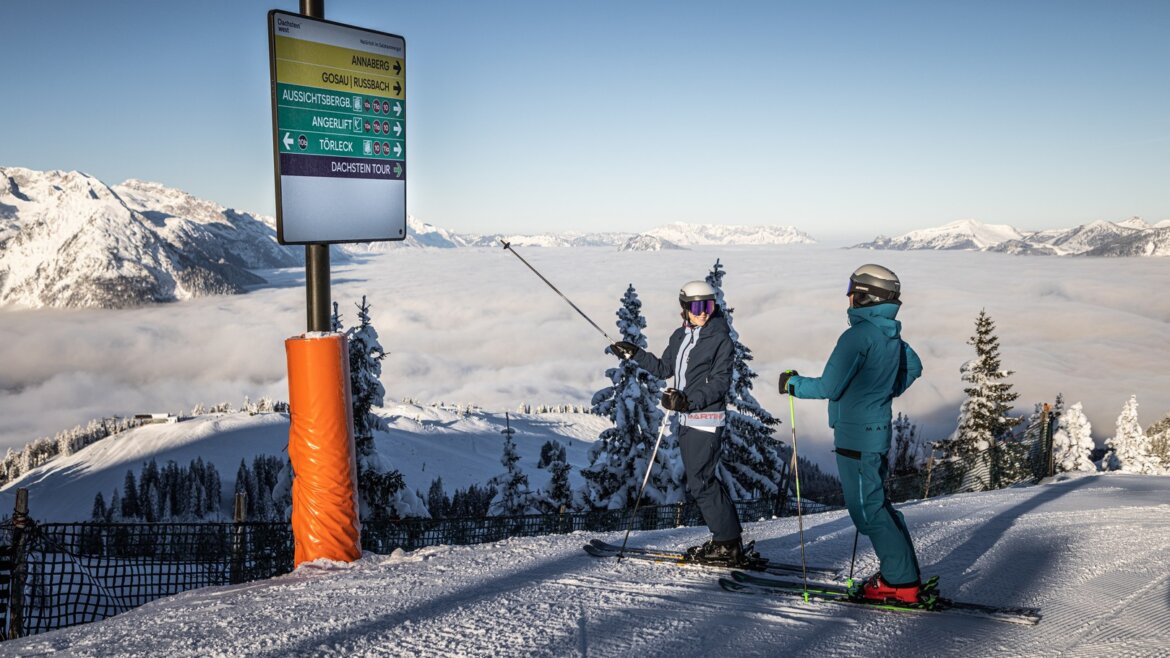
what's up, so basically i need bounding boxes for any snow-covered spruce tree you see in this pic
[538,456,574,514]
[580,284,677,510]
[532,439,574,512]
[948,309,1022,491]
[1104,395,1159,474]
[1146,413,1170,473]
[489,418,539,515]
[706,259,785,499]
[1053,401,1097,473]
[348,296,427,519]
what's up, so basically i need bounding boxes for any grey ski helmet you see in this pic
[847,264,900,307]
[679,280,718,312]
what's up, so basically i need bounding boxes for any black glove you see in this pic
[778,370,799,395]
[661,388,689,412]
[609,341,639,360]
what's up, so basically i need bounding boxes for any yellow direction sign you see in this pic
[269,10,406,244]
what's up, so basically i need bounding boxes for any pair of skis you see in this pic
[584,539,1041,625]
[583,538,840,579]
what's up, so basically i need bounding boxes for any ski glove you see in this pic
[778,370,799,395]
[661,388,689,412]
[610,341,640,360]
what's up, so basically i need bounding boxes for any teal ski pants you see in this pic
[835,450,921,585]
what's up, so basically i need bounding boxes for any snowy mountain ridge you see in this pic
[855,217,1170,256]
[0,167,817,307]
[0,167,300,309]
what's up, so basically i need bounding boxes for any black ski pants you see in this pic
[679,425,741,542]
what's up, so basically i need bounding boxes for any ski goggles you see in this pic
[686,299,716,316]
[847,279,896,300]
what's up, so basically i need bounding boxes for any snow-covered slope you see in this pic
[857,219,1025,251]
[645,222,814,246]
[6,472,1169,656]
[403,222,815,249]
[1083,226,1170,257]
[856,217,1169,257]
[342,216,473,251]
[1027,220,1143,255]
[0,403,612,522]
[617,235,685,252]
[0,167,299,308]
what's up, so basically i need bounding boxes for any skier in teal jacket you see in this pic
[780,264,925,603]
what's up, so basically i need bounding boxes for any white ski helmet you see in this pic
[679,280,718,308]
[847,264,901,306]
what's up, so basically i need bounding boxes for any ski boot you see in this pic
[685,538,762,567]
[853,573,923,604]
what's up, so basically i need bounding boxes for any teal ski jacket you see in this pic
[788,303,922,453]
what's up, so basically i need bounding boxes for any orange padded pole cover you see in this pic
[286,332,362,566]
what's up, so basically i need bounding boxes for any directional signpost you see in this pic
[269,10,406,244]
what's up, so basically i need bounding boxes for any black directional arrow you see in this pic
[394,81,402,95]
[394,61,402,75]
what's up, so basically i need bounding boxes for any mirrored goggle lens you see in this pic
[688,300,715,315]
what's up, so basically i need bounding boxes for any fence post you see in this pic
[8,488,29,640]
[1048,400,1057,475]
[230,493,247,585]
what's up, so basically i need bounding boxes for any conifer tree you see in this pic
[108,488,122,522]
[348,296,386,441]
[490,418,538,515]
[1146,413,1170,473]
[705,260,785,499]
[348,297,425,519]
[91,491,107,521]
[426,478,451,518]
[235,459,256,515]
[539,457,574,514]
[122,471,141,519]
[1053,401,1097,473]
[949,309,1022,490]
[1105,396,1158,474]
[580,285,677,510]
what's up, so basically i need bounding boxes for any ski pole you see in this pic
[617,416,670,559]
[847,528,859,589]
[788,393,810,601]
[499,239,616,345]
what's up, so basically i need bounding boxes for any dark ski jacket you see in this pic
[632,312,733,414]
[788,303,922,454]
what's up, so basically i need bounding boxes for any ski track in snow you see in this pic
[3,473,1170,657]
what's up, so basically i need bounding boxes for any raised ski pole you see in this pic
[788,392,810,601]
[617,417,670,560]
[499,239,617,346]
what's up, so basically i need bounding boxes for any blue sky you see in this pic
[2,1,1167,240]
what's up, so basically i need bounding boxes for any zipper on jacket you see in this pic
[675,328,698,390]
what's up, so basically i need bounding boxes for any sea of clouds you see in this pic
[1,245,1167,469]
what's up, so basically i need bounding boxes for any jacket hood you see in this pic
[847,303,902,338]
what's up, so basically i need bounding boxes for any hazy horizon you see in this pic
[2,245,1166,472]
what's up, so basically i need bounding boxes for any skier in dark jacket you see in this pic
[610,280,751,564]
[780,264,925,603]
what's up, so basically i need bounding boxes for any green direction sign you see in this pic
[269,11,407,245]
